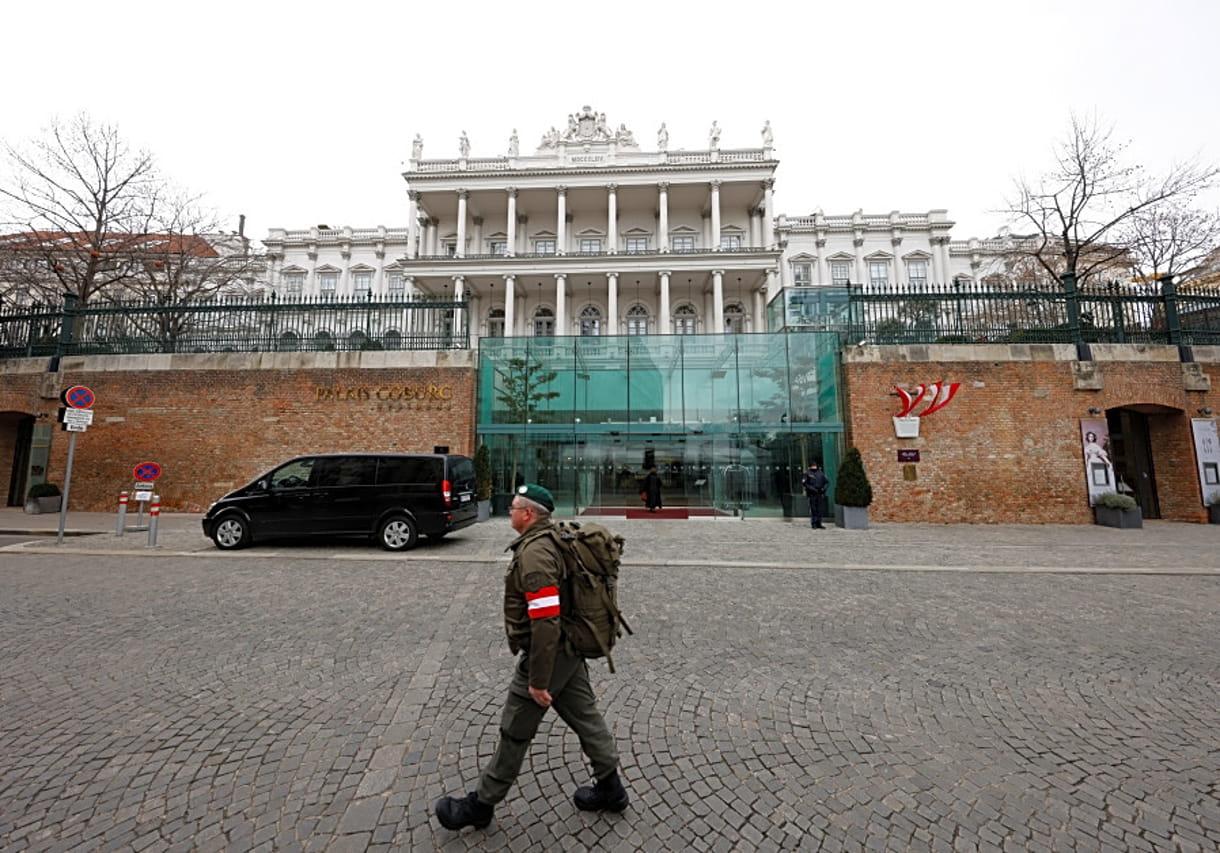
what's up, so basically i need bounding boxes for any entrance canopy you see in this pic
[477,332,843,518]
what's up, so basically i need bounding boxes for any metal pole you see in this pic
[56,431,78,544]
[116,491,129,536]
[147,495,160,547]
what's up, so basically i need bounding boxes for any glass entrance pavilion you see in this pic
[477,332,844,518]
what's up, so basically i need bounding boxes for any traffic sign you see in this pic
[133,462,162,481]
[59,408,94,427]
[62,386,95,409]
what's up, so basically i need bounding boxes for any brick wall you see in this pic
[0,351,477,512]
[842,344,1218,524]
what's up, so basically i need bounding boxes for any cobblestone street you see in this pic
[1,532,1218,851]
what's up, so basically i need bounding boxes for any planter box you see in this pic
[1208,505,1220,524]
[25,496,62,514]
[477,499,491,522]
[1094,505,1142,529]
[834,504,869,530]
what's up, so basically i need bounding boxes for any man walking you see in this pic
[801,462,830,529]
[435,483,628,831]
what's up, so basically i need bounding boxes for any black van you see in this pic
[202,453,478,551]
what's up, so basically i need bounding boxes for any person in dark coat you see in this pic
[642,466,663,512]
[800,462,830,529]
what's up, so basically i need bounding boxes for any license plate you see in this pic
[459,494,471,502]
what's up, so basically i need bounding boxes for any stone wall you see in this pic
[842,344,1219,524]
[0,351,477,512]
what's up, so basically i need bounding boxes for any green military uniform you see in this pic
[475,517,620,805]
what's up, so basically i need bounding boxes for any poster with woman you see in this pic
[1079,419,1116,506]
[1190,418,1220,506]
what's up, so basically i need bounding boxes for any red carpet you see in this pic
[624,507,690,519]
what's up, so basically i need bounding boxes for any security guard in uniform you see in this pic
[435,483,628,831]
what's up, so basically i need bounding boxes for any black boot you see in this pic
[573,770,629,812]
[435,791,494,830]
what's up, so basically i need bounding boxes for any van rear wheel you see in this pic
[378,515,418,551]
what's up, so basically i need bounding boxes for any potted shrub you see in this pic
[1207,493,1220,525]
[833,447,873,530]
[1093,491,1142,529]
[25,482,62,514]
[474,443,493,521]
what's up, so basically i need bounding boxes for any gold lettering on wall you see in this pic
[315,385,455,407]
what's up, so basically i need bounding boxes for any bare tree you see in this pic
[0,114,260,307]
[1121,199,1220,284]
[1003,113,1218,285]
[0,114,159,304]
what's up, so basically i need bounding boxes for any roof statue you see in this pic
[459,131,470,158]
[658,122,669,150]
[762,120,773,147]
[709,120,721,149]
[508,129,519,156]
[412,134,423,160]
[535,106,637,152]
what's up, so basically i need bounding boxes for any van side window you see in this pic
[270,458,314,489]
[448,457,475,489]
[314,457,377,487]
[377,457,437,485]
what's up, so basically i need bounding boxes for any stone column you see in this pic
[710,181,722,250]
[506,188,517,256]
[658,182,670,251]
[762,180,775,248]
[555,273,567,335]
[934,237,950,284]
[374,246,385,294]
[556,186,567,255]
[815,238,828,285]
[712,269,725,332]
[473,217,484,256]
[456,190,468,257]
[753,284,765,331]
[607,272,619,333]
[504,274,516,338]
[659,270,671,333]
[607,184,618,252]
[854,236,866,286]
[407,191,420,259]
[453,275,466,338]
[517,215,528,254]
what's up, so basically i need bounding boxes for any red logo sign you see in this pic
[894,382,961,418]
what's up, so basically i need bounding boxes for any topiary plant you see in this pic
[1095,491,1137,510]
[834,447,873,508]
[474,443,493,502]
[27,482,61,500]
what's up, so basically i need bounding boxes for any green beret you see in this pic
[516,483,554,512]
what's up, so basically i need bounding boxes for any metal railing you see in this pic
[0,293,471,358]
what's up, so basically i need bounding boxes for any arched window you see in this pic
[349,330,369,349]
[674,304,697,335]
[277,331,300,351]
[313,330,334,351]
[724,302,746,333]
[487,307,505,337]
[579,305,602,336]
[383,330,402,350]
[626,303,649,336]
[533,306,554,337]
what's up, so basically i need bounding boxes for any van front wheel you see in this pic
[378,515,418,551]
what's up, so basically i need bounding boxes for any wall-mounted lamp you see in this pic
[1199,406,1214,416]
[1087,406,1103,415]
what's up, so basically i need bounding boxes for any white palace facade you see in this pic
[261,106,1009,341]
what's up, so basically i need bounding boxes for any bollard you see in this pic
[116,491,129,536]
[147,495,160,547]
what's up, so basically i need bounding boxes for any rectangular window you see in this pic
[625,236,648,253]
[319,272,338,296]
[579,238,602,253]
[489,240,507,256]
[793,263,812,287]
[869,261,889,287]
[907,259,928,286]
[720,234,741,250]
[830,262,851,286]
[352,272,372,297]
[535,239,556,255]
[387,273,405,297]
[443,242,457,257]
[285,273,304,295]
[672,235,695,252]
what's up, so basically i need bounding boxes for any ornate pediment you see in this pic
[537,105,639,151]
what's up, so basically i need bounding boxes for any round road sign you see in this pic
[62,385,95,409]
[133,462,162,482]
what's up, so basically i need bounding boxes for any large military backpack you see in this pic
[549,521,633,672]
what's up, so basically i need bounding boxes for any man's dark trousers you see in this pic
[808,494,825,528]
[476,646,618,804]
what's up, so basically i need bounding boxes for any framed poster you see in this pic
[1191,418,1220,505]
[1079,419,1115,506]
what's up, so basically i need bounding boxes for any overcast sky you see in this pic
[4,0,1218,243]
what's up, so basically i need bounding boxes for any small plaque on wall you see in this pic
[897,449,920,463]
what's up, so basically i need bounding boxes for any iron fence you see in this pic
[0,293,470,358]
